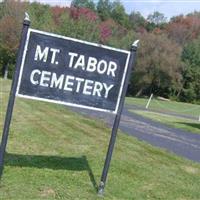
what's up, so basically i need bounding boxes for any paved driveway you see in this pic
[71,105,200,163]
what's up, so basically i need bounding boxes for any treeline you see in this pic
[0,0,199,103]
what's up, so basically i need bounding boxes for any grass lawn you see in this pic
[130,110,200,135]
[126,97,200,119]
[1,78,200,199]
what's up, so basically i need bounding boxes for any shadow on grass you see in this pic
[5,153,98,191]
[177,122,200,130]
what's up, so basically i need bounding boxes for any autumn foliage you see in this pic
[0,0,199,103]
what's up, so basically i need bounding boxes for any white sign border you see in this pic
[16,28,131,114]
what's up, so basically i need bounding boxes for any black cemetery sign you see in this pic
[16,29,130,113]
[0,14,138,195]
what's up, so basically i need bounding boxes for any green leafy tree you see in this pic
[57,8,100,43]
[129,11,146,31]
[147,11,167,25]
[27,2,55,32]
[130,32,184,98]
[0,0,197,105]
[97,0,112,21]
[71,0,96,11]
[146,11,167,31]
[106,29,135,49]
[181,37,200,103]
[0,0,27,77]
[0,2,4,19]
[111,0,129,28]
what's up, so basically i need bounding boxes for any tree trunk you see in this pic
[136,88,143,97]
[3,64,8,79]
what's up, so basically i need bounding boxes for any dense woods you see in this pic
[0,0,199,103]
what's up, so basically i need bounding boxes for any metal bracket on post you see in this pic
[0,13,30,178]
[97,40,139,196]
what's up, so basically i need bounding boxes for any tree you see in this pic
[111,0,129,28]
[166,14,200,45]
[146,11,167,31]
[0,2,4,19]
[129,11,146,31]
[130,32,184,98]
[107,30,135,50]
[56,7,99,43]
[27,2,55,32]
[181,37,200,102]
[70,6,98,21]
[0,0,28,77]
[97,0,112,21]
[147,11,167,25]
[98,18,127,44]
[71,0,96,11]
[50,6,68,26]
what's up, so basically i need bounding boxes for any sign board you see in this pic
[16,29,130,113]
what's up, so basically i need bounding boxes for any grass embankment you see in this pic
[126,97,200,119]
[1,78,200,199]
[126,97,200,134]
[131,110,200,134]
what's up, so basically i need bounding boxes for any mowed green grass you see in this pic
[131,110,200,134]
[126,97,200,119]
[1,78,200,199]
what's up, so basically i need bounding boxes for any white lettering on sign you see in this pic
[30,69,114,98]
[103,83,114,98]
[50,73,64,89]
[97,60,107,74]
[34,45,49,62]
[64,75,74,91]
[31,48,118,99]
[83,80,94,95]
[30,69,41,85]
[34,45,60,64]
[74,55,85,70]
[50,48,60,64]
[68,52,78,68]
[93,81,103,97]
[67,52,117,77]
[34,48,118,77]
[107,61,117,77]
[76,77,84,92]
[40,70,51,87]
[87,57,97,72]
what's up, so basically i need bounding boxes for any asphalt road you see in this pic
[71,105,200,163]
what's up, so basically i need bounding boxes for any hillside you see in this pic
[0,78,200,200]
